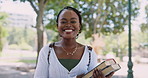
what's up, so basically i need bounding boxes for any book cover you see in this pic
[102,64,121,76]
[82,59,121,78]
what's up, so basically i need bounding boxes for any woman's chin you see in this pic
[62,36,76,39]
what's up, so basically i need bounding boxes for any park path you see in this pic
[0,49,148,78]
[0,62,35,78]
[0,49,36,78]
[1,60,147,78]
[0,61,127,78]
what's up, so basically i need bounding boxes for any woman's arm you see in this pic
[34,46,49,78]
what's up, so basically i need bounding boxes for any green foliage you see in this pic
[9,44,19,50]
[102,29,148,60]
[140,23,148,32]
[17,59,36,63]
[0,12,8,21]
[0,12,8,52]
[46,30,58,42]
[102,33,128,57]
[13,0,139,44]
[9,40,33,50]
[132,31,148,47]
[140,5,148,33]
[44,0,139,39]
[19,42,33,50]
[76,32,92,45]
[145,5,148,19]
[82,0,139,38]
[7,27,36,50]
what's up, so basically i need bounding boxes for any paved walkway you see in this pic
[0,61,148,78]
[0,49,148,78]
[0,62,35,78]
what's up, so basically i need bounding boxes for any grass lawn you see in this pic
[0,49,37,64]
[17,59,36,64]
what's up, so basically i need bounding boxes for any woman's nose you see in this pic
[65,23,72,27]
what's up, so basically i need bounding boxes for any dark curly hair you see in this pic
[56,6,82,34]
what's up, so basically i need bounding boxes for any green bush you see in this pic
[0,42,2,52]
[9,44,19,50]
[19,42,33,50]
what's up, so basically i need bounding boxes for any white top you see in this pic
[34,44,98,78]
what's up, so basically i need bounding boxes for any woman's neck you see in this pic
[60,38,77,48]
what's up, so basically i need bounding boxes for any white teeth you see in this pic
[65,30,73,32]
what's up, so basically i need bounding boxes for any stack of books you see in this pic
[82,58,121,78]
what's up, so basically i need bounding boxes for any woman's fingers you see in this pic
[99,69,105,78]
[93,69,114,78]
[93,69,98,78]
[106,72,115,78]
[93,69,105,78]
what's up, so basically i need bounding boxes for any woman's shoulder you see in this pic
[40,43,52,52]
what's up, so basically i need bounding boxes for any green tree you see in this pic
[13,0,49,55]
[13,0,75,55]
[7,27,36,50]
[0,12,8,52]
[103,33,128,60]
[44,0,139,57]
[81,0,139,38]
[12,0,139,58]
[140,5,148,33]
[139,4,148,50]
[45,0,139,39]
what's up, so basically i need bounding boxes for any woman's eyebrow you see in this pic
[71,18,77,20]
[60,18,77,20]
[60,18,67,20]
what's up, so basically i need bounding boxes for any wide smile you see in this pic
[62,28,75,32]
[64,29,73,32]
[62,29,75,35]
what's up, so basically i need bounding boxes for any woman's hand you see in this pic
[93,68,114,78]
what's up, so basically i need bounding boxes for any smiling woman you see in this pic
[34,6,114,78]
[58,9,80,39]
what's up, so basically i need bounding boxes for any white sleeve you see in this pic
[34,45,49,78]
[87,50,98,71]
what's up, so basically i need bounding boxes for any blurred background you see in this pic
[0,0,148,78]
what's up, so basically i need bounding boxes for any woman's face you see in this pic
[58,9,80,39]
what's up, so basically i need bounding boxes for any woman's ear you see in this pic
[56,24,58,28]
[78,23,81,29]
[79,24,81,32]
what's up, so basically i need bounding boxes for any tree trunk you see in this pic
[36,0,47,61]
[27,0,48,65]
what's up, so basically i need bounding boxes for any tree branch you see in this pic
[38,0,40,3]
[44,0,48,4]
[27,0,38,14]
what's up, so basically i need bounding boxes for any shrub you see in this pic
[9,44,19,50]
[19,42,33,50]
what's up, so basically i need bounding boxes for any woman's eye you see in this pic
[71,21,77,23]
[61,21,67,24]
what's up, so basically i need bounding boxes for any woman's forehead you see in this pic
[59,9,79,19]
